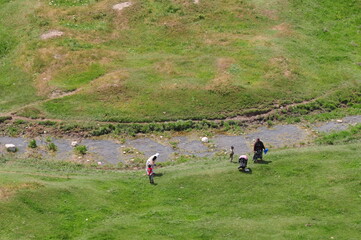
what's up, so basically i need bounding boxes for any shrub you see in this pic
[28,139,37,149]
[47,142,57,152]
[38,120,57,126]
[14,119,26,124]
[0,116,12,123]
[74,145,87,155]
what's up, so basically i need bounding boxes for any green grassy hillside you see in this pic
[0,0,360,122]
[0,143,360,239]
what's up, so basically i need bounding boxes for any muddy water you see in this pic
[1,115,360,164]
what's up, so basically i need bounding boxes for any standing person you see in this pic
[229,146,235,162]
[146,153,159,174]
[147,164,155,184]
[253,138,265,162]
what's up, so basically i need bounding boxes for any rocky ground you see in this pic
[0,115,360,166]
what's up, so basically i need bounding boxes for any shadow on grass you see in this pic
[154,173,163,177]
[254,160,272,164]
[238,168,252,174]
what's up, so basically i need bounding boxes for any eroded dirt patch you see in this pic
[40,30,64,40]
[0,182,43,200]
[112,2,132,11]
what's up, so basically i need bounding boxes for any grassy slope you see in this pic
[0,0,360,121]
[0,143,360,239]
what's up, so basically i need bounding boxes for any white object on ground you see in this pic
[194,0,200,4]
[336,119,343,123]
[5,144,17,152]
[112,2,132,11]
[71,141,78,147]
[201,137,209,143]
[97,162,102,165]
[40,30,64,40]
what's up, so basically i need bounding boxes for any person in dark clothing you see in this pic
[253,138,265,162]
[229,146,235,162]
[238,155,248,171]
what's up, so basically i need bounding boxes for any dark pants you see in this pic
[253,149,263,161]
[148,174,154,184]
[238,158,248,169]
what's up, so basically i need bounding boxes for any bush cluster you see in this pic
[91,120,245,137]
[74,145,87,155]
[0,116,12,123]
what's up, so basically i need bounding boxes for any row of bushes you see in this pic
[90,120,246,136]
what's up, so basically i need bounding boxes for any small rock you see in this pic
[201,137,209,143]
[40,30,64,40]
[112,2,132,11]
[44,131,47,134]
[5,144,17,152]
[71,141,78,147]
[336,119,343,123]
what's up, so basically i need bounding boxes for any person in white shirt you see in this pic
[146,153,159,173]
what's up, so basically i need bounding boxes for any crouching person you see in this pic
[238,155,248,171]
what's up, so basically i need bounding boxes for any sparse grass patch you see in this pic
[28,139,37,149]
[316,124,361,145]
[47,142,57,152]
[51,63,106,91]
[74,145,87,155]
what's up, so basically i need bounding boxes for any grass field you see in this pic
[0,0,360,122]
[0,143,360,239]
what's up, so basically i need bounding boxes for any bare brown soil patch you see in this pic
[40,30,64,40]
[205,57,243,94]
[267,56,294,79]
[261,9,278,20]
[84,70,128,94]
[272,22,293,36]
[216,57,235,73]
[0,182,43,200]
[204,33,243,46]
[112,2,132,11]
[155,60,178,75]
